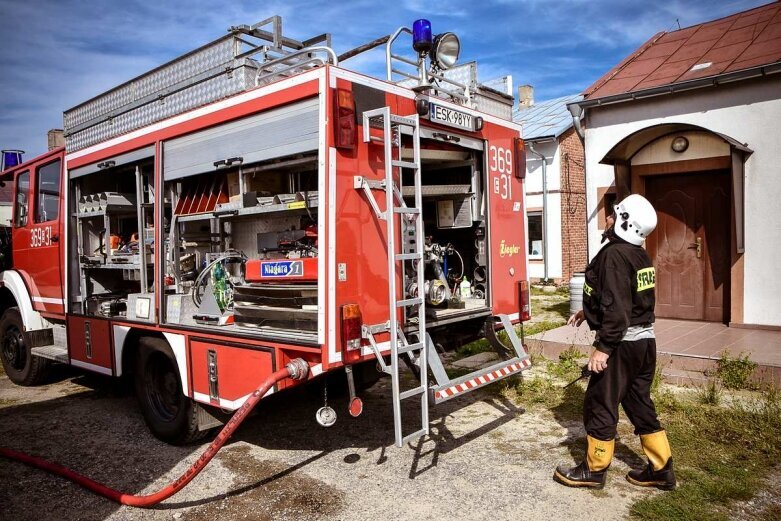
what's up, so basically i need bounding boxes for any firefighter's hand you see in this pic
[588,349,610,374]
[568,310,585,327]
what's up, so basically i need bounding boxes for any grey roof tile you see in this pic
[513,93,583,140]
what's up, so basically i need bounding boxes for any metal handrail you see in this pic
[385,27,412,81]
[254,46,338,86]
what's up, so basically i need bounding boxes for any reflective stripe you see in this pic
[32,296,65,304]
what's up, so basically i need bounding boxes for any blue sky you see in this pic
[0,0,770,158]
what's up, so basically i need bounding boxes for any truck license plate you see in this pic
[429,104,475,131]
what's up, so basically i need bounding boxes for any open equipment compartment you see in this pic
[400,134,490,331]
[68,147,156,321]
[161,96,321,343]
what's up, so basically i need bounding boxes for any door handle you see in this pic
[51,234,60,243]
[688,237,702,258]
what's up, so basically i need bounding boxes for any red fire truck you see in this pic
[0,17,532,449]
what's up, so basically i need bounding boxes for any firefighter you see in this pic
[553,194,676,490]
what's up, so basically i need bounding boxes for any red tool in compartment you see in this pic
[246,225,318,283]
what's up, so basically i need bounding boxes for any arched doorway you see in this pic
[600,124,751,324]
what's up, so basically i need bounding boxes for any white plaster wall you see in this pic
[583,76,781,326]
[525,140,563,280]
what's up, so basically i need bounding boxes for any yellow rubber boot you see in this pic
[627,430,676,490]
[554,436,615,488]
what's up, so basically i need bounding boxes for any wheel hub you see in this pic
[145,354,181,422]
[2,325,26,371]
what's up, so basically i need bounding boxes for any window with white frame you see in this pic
[528,211,543,258]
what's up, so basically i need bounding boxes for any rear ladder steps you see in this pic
[426,314,533,405]
[357,106,427,448]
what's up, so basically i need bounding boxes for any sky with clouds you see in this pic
[0,0,771,158]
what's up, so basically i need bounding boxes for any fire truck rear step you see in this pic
[30,345,69,364]
[426,313,531,405]
[430,357,531,405]
[28,324,68,363]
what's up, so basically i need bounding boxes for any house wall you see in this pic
[524,129,587,284]
[583,75,781,327]
[525,140,562,282]
[558,128,588,282]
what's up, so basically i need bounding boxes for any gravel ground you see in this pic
[0,364,657,521]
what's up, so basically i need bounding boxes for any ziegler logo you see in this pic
[261,260,304,278]
[499,240,521,258]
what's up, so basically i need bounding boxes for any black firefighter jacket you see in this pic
[582,239,656,355]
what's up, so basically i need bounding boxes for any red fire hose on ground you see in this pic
[0,358,310,508]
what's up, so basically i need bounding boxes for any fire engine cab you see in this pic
[0,17,532,448]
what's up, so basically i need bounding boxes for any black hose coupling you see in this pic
[286,358,310,381]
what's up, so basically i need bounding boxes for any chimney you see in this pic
[518,85,534,109]
[47,129,65,150]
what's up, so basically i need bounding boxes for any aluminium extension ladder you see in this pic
[355,107,428,448]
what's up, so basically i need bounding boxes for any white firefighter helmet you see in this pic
[613,194,657,246]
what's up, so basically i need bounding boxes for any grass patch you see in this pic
[530,285,570,297]
[716,351,757,390]
[454,337,492,359]
[499,359,780,520]
[759,504,781,521]
[630,387,781,521]
[548,345,586,381]
[695,380,723,406]
[451,319,566,362]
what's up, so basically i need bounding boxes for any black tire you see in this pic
[0,307,50,386]
[134,337,206,445]
[353,359,383,391]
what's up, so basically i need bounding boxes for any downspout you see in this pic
[566,102,585,145]
[528,141,549,283]
[566,101,589,258]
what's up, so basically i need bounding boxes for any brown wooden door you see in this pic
[645,171,730,322]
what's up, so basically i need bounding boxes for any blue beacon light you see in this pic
[412,19,433,53]
[1,150,24,171]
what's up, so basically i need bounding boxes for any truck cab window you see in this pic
[35,159,61,223]
[14,171,29,227]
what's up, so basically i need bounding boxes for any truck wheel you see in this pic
[0,307,50,386]
[354,360,383,391]
[135,337,205,445]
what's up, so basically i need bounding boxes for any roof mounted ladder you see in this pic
[355,107,428,448]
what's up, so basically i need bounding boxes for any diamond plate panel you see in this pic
[66,65,255,151]
[439,62,477,90]
[474,92,513,121]
[65,37,236,129]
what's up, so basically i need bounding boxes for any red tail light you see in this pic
[341,304,362,351]
[513,137,526,179]
[518,280,531,322]
[335,89,356,150]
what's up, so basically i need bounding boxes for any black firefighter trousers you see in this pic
[584,338,662,441]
